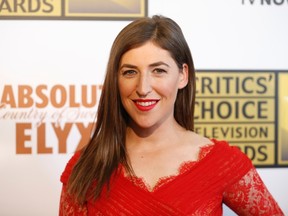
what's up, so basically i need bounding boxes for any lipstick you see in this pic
[133,99,159,111]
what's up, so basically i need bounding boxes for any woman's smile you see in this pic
[133,99,160,111]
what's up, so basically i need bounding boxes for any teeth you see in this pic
[136,101,156,107]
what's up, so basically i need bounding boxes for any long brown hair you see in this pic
[66,15,196,205]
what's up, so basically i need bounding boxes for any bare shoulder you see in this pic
[177,130,214,161]
[185,130,214,148]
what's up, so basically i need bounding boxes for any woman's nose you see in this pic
[136,74,152,97]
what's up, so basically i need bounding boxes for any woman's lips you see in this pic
[133,99,159,111]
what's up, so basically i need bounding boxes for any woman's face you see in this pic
[118,41,188,130]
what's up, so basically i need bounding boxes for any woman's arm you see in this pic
[223,167,283,216]
[59,185,88,216]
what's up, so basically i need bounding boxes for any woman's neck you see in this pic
[125,118,186,151]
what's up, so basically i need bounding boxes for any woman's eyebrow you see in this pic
[119,64,138,70]
[119,61,170,70]
[149,61,170,68]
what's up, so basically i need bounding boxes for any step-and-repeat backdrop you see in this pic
[1,0,287,215]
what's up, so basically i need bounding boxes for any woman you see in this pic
[59,15,283,215]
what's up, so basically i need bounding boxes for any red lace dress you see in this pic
[59,139,284,215]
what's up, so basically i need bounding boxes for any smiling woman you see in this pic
[118,41,188,130]
[59,15,284,215]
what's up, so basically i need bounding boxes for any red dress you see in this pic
[59,139,284,215]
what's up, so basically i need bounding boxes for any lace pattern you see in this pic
[124,144,214,192]
[223,168,284,216]
[59,186,88,216]
[59,140,284,215]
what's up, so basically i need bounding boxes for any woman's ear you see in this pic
[178,63,189,89]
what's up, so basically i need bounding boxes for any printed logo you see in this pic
[0,0,147,19]
[0,0,61,17]
[195,70,288,167]
[0,84,102,154]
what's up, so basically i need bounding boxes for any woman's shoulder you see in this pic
[191,132,239,152]
[208,138,253,169]
[209,138,245,155]
[191,133,252,163]
[187,132,213,148]
[193,136,254,180]
[60,151,82,184]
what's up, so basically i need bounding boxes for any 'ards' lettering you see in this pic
[0,0,61,16]
[0,0,147,19]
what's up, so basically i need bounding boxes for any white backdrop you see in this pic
[0,0,287,215]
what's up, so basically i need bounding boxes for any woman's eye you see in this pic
[122,70,136,77]
[153,68,167,74]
